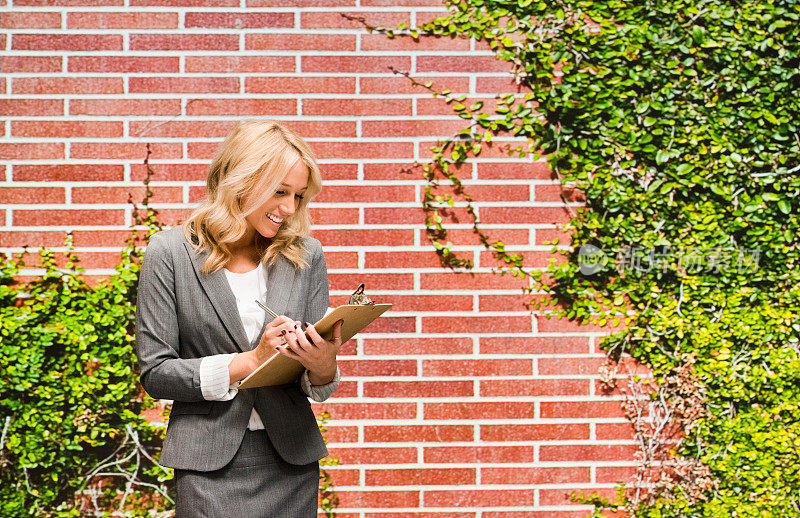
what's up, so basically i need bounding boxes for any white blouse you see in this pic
[198,263,340,431]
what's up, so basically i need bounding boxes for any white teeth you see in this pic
[266,213,283,224]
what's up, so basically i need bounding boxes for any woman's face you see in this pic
[244,158,309,239]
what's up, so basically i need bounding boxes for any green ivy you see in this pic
[366,0,800,515]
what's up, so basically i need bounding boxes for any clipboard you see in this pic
[237,303,392,389]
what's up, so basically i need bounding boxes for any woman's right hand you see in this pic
[252,315,301,364]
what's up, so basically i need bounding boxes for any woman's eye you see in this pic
[275,190,286,196]
[295,194,304,200]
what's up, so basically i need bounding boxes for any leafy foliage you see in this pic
[367,0,800,515]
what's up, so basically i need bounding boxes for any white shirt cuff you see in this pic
[300,366,341,402]
[199,353,239,401]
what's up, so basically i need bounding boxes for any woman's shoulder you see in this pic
[145,225,191,252]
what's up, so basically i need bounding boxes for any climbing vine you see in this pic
[362,1,800,515]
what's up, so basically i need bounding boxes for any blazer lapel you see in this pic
[184,241,250,353]
[183,240,298,353]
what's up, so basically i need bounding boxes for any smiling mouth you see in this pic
[266,213,283,225]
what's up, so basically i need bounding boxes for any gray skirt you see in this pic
[174,429,319,518]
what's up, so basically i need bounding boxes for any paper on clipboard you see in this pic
[237,303,392,389]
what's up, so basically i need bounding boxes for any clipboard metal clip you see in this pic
[349,283,374,305]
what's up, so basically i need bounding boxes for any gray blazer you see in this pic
[134,225,329,471]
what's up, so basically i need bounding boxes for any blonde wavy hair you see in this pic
[182,119,322,275]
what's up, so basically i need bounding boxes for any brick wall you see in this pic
[0,1,636,515]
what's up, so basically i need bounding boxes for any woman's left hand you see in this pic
[278,319,343,385]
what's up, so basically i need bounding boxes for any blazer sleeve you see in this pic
[135,231,205,402]
[303,238,330,325]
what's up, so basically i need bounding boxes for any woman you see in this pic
[134,119,343,517]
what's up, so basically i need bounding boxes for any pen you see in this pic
[255,299,280,320]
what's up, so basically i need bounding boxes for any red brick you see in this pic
[72,186,183,204]
[0,143,65,160]
[481,379,590,397]
[304,98,412,117]
[316,229,414,247]
[483,513,587,518]
[418,228,530,246]
[73,143,181,160]
[300,11,409,29]
[364,381,473,398]
[185,11,292,28]
[130,0,236,5]
[246,76,355,94]
[329,272,412,291]
[335,490,419,509]
[424,445,533,464]
[420,272,529,291]
[423,359,532,377]
[539,487,619,506]
[596,466,637,484]
[363,337,472,356]
[1,11,61,28]
[481,206,573,225]
[362,33,470,51]
[302,55,411,74]
[535,183,586,202]
[68,56,179,74]
[479,249,564,269]
[0,231,69,248]
[250,0,355,4]
[129,33,238,51]
[596,422,636,441]
[538,314,626,333]
[540,401,625,419]
[417,54,511,72]
[539,444,637,462]
[318,141,413,160]
[535,228,575,246]
[425,402,536,420]
[0,56,62,73]
[538,357,607,376]
[185,55,295,74]
[246,33,355,51]
[477,294,542,312]
[41,251,124,270]
[12,77,123,95]
[12,164,123,182]
[67,11,178,29]
[339,359,417,377]
[308,207,359,225]
[364,513,473,518]
[315,402,417,420]
[366,468,475,486]
[329,446,418,464]
[13,209,125,227]
[416,97,502,117]
[129,76,239,94]
[423,489,534,507]
[362,118,467,138]
[364,424,474,443]
[71,230,149,248]
[360,76,470,95]
[477,161,553,180]
[314,185,414,203]
[326,468,360,486]
[321,425,359,443]
[12,120,122,138]
[475,75,535,94]
[372,294,474,312]
[423,315,532,334]
[481,423,590,442]
[0,187,65,204]
[130,163,207,181]
[364,252,447,269]
[132,207,191,226]
[363,207,470,225]
[69,98,181,116]
[483,466,590,485]
[12,33,122,51]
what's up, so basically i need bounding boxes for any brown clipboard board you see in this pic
[237,303,392,389]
